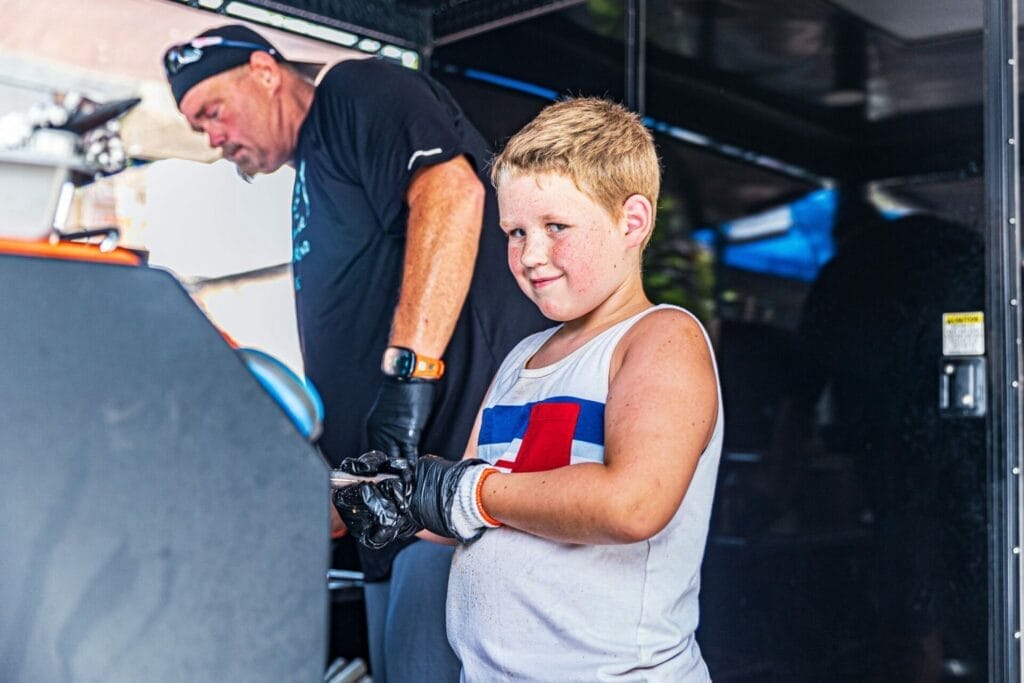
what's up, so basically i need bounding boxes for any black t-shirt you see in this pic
[291,59,548,580]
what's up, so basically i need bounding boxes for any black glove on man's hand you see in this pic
[365,377,436,461]
[331,450,500,549]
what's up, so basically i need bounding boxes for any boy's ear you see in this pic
[621,194,654,247]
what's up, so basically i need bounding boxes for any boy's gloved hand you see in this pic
[331,451,501,548]
[365,377,436,461]
[407,455,498,543]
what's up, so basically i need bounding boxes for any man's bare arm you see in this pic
[390,155,484,357]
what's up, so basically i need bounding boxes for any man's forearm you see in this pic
[391,156,484,357]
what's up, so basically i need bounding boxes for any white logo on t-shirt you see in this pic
[407,147,443,170]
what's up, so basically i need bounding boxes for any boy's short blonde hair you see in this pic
[491,97,660,229]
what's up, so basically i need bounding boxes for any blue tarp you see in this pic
[693,189,837,282]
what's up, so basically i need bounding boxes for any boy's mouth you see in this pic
[530,275,561,289]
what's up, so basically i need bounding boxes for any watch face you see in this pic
[382,347,415,378]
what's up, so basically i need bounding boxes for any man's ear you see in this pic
[248,51,281,92]
[621,194,654,248]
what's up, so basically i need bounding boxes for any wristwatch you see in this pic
[381,346,445,381]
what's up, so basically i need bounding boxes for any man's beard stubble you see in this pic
[223,142,256,182]
[235,164,254,183]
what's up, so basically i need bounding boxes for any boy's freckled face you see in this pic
[497,172,632,322]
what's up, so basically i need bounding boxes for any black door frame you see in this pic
[984,0,1022,680]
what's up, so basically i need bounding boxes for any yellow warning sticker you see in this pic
[942,311,985,356]
[943,312,983,325]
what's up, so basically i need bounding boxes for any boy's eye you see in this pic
[507,228,526,239]
[547,223,567,233]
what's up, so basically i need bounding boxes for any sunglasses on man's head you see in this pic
[163,36,278,76]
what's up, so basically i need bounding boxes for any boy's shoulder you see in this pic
[633,304,704,332]
[618,305,713,364]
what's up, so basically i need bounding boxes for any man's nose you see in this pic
[206,127,226,149]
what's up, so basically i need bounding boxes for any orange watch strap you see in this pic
[412,354,445,380]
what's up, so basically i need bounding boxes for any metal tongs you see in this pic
[329,470,399,489]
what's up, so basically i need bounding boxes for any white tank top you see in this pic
[447,305,723,682]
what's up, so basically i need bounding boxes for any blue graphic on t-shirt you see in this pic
[291,159,312,291]
[478,396,605,447]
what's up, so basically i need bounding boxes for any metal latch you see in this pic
[939,356,986,417]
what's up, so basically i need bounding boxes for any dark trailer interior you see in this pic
[278,0,1014,679]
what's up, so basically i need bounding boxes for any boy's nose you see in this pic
[520,234,548,268]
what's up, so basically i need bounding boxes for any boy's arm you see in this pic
[335,322,715,548]
[480,309,718,544]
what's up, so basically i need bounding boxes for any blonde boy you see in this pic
[336,98,722,681]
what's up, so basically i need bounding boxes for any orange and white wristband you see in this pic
[475,467,502,527]
[452,465,502,540]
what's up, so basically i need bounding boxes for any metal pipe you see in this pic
[624,0,646,115]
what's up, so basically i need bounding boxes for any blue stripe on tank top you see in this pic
[478,396,605,446]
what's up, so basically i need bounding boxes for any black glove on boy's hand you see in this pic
[331,450,499,549]
[365,377,436,461]
[407,455,494,542]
